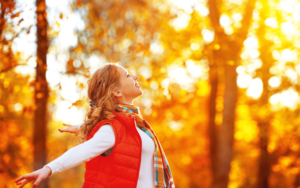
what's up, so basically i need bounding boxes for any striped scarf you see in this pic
[115,103,175,188]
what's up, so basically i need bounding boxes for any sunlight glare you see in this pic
[296,64,300,75]
[285,68,298,84]
[246,78,263,99]
[248,49,260,59]
[279,0,297,13]
[169,11,191,30]
[265,17,278,28]
[150,42,164,54]
[237,74,252,88]
[268,76,281,88]
[194,4,209,16]
[281,49,296,62]
[243,37,259,49]
[185,59,202,78]
[269,88,299,109]
[15,65,35,76]
[14,103,23,112]
[236,66,246,74]
[168,65,194,87]
[89,55,107,74]
[292,8,300,21]
[281,22,296,35]
[60,75,80,103]
[46,70,61,88]
[54,101,85,125]
[201,29,214,43]
[161,78,171,89]
[272,50,280,60]
[138,66,152,80]
[169,0,196,14]
[220,15,232,27]
[190,43,200,51]
[169,121,183,131]
[232,13,242,21]
[253,59,262,69]
[269,93,280,105]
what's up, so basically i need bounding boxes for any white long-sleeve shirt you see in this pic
[45,124,155,188]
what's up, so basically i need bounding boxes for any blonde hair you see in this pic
[79,63,121,142]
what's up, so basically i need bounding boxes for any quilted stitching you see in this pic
[83,112,141,188]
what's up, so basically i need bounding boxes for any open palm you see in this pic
[58,123,80,136]
[15,166,51,188]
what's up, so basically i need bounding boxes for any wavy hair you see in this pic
[79,63,121,142]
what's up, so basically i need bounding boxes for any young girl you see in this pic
[15,63,175,188]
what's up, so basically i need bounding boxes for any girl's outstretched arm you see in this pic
[15,124,115,187]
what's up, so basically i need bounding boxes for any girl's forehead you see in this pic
[118,66,127,73]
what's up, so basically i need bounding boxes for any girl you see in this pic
[15,63,175,188]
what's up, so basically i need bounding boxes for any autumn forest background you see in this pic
[1,0,300,187]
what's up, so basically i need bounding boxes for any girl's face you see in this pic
[113,66,143,104]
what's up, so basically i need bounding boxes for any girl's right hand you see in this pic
[15,166,52,188]
[58,123,80,136]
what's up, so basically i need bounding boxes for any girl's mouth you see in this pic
[135,83,140,88]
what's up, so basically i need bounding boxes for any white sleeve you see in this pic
[44,124,115,176]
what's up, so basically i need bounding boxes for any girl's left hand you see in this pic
[58,123,80,136]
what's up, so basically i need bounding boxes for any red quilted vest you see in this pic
[82,111,142,188]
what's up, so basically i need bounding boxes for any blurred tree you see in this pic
[206,0,257,187]
[0,72,35,185]
[67,0,173,74]
[34,0,49,187]
[0,0,24,73]
[0,0,38,186]
[253,0,273,187]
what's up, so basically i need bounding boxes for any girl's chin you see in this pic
[137,88,143,95]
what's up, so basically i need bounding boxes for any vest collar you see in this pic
[113,111,135,129]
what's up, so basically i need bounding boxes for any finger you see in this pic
[59,127,76,133]
[58,128,71,132]
[33,178,43,188]
[19,179,29,188]
[16,179,25,185]
[15,175,28,183]
[62,123,71,127]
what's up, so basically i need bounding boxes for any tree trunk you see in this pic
[255,0,273,186]
[257,121,270,188]
[34,0,49,187]
[208,57,219,179]
[213,60,238,188]
[207,0,256,187]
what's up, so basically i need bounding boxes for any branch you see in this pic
[207,0,225,37]
[0,7,7,38]
[0,63,27,73]
[235,0,257,46]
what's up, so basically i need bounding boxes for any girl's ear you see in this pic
[112,89,122,97]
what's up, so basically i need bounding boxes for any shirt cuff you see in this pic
[44,161,60,176]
